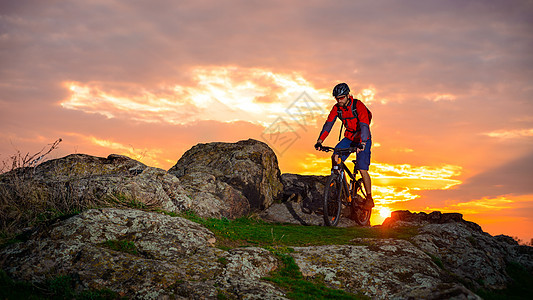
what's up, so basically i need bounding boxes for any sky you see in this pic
[1,0,532,243]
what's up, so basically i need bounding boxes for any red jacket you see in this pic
[318,96,371,142]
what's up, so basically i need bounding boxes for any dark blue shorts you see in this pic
[335,137,372,170]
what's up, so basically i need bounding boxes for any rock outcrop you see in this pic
[0,154,191,213]
[3,208,530,299]
[1,139,532,299]
[280,173,327,213]
[168,139,283,213]
[383,210,533,290]
[0,208,284,299]
[292,240,479,299]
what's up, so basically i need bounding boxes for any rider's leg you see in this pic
[356,139,373,206]
[359,169,372,197]
[332,138,352,172]
[334,138,352,161]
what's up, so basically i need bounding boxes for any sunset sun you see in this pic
[379,206,392,219]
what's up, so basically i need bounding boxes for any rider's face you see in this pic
[336,95,348,106]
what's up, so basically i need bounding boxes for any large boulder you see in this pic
[260,201,359,227]
[292,240,479,299]
[383,210,533,290]
[0,208,285,299]
[177,171,251,219]
[168,139,283,212]
[0,154,192,218]
[280,173,327,213]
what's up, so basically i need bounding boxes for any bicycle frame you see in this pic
[334,157,358,205]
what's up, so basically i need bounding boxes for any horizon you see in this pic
[1,0,532,243]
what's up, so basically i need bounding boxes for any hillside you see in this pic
[1,139,532,299]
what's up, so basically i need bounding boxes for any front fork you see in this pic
[331,155,352,204]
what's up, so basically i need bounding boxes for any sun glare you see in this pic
[378,206,392,219]
[370,205,394,225]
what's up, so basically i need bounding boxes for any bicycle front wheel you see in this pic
[323,174,342,226]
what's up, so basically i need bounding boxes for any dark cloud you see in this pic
[419,151,533,201]
[2,0,532,87]
[1,0,532,178]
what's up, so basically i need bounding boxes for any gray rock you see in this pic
[2,208,531,299]
[178,171,250,219]
[0,208,285,299]
[260,201,358,227]
[292,239,480,299]
[383,210,533,290]
[0,154,192,215]
[168,139,283,211]
[262,173,360,227]
[280,173,327,213]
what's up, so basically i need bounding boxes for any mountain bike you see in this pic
[317,146,372,226]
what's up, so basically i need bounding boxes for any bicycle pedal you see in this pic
[353,195,364,204]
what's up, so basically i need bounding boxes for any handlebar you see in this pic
[316,144,363,154]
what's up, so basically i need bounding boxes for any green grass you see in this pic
[263,247,369,299]
[179,211,418,248]
[101,239,139,255]
[174,212,408,299]
[0,270,124,300]
[428,253,444,269]
[475,261,533,300]
[104,192,147,209]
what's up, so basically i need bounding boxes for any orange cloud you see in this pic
[60,132,168,168]
[426,195,530,215]
[294,152,462,209]
[483,128,533,139]
[426,93,457,102]
[61,66,330,129]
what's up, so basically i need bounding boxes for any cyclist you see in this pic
[314,82,374,209]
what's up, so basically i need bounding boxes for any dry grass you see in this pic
[0,139,104,240]
[0,139,167,242]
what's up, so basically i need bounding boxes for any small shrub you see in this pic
[0,139,105,242]
[101,239,139,255]
[428,253,444,269]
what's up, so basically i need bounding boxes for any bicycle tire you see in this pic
[323,174,342,226]
[352,178,371,226]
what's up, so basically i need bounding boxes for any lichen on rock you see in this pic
[168,139,283,213]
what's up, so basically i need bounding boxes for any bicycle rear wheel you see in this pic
[323,174,342,226]
[352,178,371,226]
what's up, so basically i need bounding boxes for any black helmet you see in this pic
[332,83,350,97]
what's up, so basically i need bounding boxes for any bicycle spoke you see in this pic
[351,179,371,226]
[323,174,342,226]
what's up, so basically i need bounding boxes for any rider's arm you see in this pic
[356,101,371,142]
[318,105,338,142]
[360,123,370,142]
